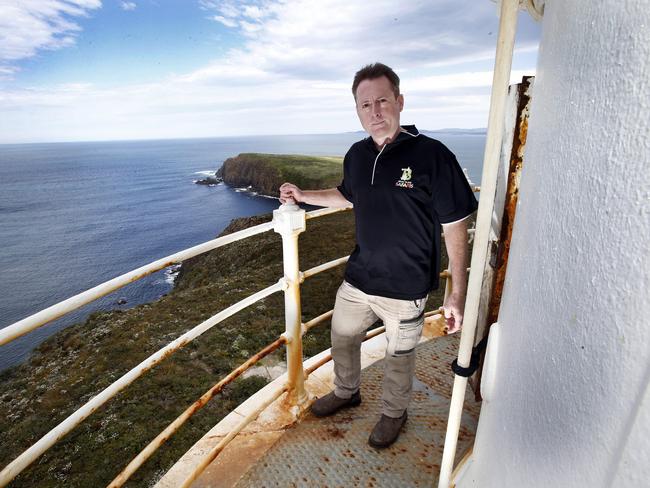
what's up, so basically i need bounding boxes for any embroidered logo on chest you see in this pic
[395,166,414,189]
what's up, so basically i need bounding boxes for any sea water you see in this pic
[0,132,485,371]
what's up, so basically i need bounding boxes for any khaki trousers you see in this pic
[331,281,427,418]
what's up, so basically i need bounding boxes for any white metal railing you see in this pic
[0,281,284,486]
[0,220,276,347]
[1,186,480,486]
[108,335,288,487]
[439,0,522,486]
[0,206,343,487]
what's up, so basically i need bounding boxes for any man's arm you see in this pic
[441,217,470,334]
[279,183,351,208]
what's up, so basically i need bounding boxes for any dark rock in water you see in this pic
[195,175,223,185]
[117,297,127,305]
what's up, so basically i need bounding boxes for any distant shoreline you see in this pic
[0,133,485,371]
[0,128,487,146]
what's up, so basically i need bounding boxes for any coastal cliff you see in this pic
[217,153,343,196]
[0,210,357,488]
[0,153,460,487]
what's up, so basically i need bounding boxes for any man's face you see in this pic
[355,75,404,147]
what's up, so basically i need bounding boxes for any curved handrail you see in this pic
[179,385,288,488]
[108,336,288,487]
[0,197,473,486]
[0,205,355,487]
[0,281,282,486]
[179,306,447,485]
[0,220,275,347]
[301,255,350,281]
[305,206,352,220]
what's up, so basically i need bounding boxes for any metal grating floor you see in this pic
[233,334,480,487]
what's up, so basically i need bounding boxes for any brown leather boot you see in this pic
[311,390,361,417]
[368,411,408,448]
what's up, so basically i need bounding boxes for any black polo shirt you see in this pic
[337,125,478,300]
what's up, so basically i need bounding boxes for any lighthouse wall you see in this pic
[460,0,650,486]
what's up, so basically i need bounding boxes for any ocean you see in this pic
[0,132,485,371]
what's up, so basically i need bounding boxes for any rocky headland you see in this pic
[0,152,350,488]
[0,210,357,488]
[0,151,458,487]
[216,153,343,197]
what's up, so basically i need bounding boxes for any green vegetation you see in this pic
[0,161,470,486]
[217,153,343,196]
[0,211,361,487]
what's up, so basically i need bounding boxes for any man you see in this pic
[279,63,477,448]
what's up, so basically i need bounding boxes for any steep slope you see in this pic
[217,153,343,196]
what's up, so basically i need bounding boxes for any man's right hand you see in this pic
[278,184,351,208]
[279,182,304,204]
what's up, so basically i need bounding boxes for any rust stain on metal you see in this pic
[423,313,447,338]
[487,76,532,327]
[192,431,284,488]
[474,76,533,400]
[305,354,332,376]
[283,282,307,407]
[303,309,334,333]
[229,336,478,488]
[109,336,286,487]
[326,426,346,439]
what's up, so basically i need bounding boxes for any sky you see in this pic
[0,1,542,143]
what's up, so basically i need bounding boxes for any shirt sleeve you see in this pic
[336,151,354,202]
[432,142,479,224]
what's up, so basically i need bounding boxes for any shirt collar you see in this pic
[365,125,420,151]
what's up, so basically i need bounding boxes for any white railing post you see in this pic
[438,0,521,486]
[273,202,307,407]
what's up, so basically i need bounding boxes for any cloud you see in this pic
[0,0,541,142]
[242,5,264,20]
[120,1,136,11]
[197,0,539,82]
[0,0,101,78]
[201,0,273,29]
[0,68,535,142]
[212,15,237,28]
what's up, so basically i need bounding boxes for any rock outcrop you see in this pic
[216,153,343,197]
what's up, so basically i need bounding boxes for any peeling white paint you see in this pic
[458,0,650,486]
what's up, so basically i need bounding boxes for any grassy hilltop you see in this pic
[0,152,460,487]
[0,211,357,488]
[217,153,343,196]
[0,152,349,488]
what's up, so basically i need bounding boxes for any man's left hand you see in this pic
[443,292,465,334]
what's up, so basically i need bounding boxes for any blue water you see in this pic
[0,132,485,371]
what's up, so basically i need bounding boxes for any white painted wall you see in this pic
[458,1,650,487]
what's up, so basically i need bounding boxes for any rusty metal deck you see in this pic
[189,334,480,488]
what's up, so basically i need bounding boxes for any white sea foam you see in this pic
[152,264,182,286]
[192,179,219,186]
[194,170,217,176]
[232,185,278,199]
[463,168,475,186]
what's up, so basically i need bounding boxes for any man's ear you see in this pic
[397,94,404,112]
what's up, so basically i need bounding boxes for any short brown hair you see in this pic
[352,63,400,100]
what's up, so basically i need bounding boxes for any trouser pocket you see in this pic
[393,309,425,356]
